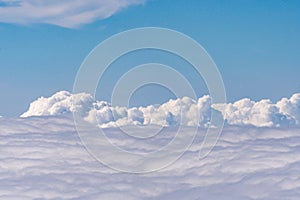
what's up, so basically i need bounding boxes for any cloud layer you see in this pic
[21,91,300,128]
[0,0,145,28]
[1,116,300,199]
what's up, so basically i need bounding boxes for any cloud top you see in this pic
[1,117,300,199]
[21,91,300,128]
[0,0,145,28]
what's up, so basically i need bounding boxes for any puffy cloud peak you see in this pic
[21,91,300,128]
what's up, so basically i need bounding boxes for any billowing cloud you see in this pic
[1,116,300,199]
[277,93,300,125]
[0,0,145,28]
[212,97,297,127]
[21,91,300,128]
[21,91,94,117]
[21,91,213,128]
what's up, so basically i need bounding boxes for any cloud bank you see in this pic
[21,91,300,128]
[0,0,145,28]
[1,117,300,199]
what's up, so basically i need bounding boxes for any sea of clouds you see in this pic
[21,91,300,128]
[1,91,300,199]
[1,115,300,199]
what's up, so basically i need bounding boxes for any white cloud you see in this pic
[0,0,145,28]
[21,90,94,117]
[21,91,214,128]
[1,116,300,199]
[277,93,300,125]
[21,91,300,128]
[212,98,296,127]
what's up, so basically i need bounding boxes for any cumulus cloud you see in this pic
[21,91,300,128]
[0,0,145,28]
[277,93,300,125]
[21,91,213,128]
[212,98,296,127]
[21,91,94,117]
[1,117,300,199]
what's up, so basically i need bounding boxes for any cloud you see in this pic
[21,91,300,128]
[1,116,300,199]
[0,0,145,28]
[21,91,94,117]
[21,91,213,128]
[212,98,296,127]
[277,93,300,125]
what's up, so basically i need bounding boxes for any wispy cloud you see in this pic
[0,0,145,28]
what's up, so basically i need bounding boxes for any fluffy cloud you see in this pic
[0,0,145,28]
[21,91,213,128]
[21,91,94,117]
[21,91,300,128]
[1,116,300,199]
[277,93,300,125]
[212,98,296,127]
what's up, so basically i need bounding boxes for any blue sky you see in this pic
[0,0,300,117]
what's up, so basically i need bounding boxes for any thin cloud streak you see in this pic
[0,0,145,28]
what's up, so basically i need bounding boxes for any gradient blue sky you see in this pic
[0,0,300,117]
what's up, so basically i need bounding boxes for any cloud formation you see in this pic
[212,95,299,127]
[21,91,300,128]
[0,0,145,28]
[20,91,213,128]
[1,117,300,199]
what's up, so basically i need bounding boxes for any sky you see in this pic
[0,0,300,117]
[1,2,300,198]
